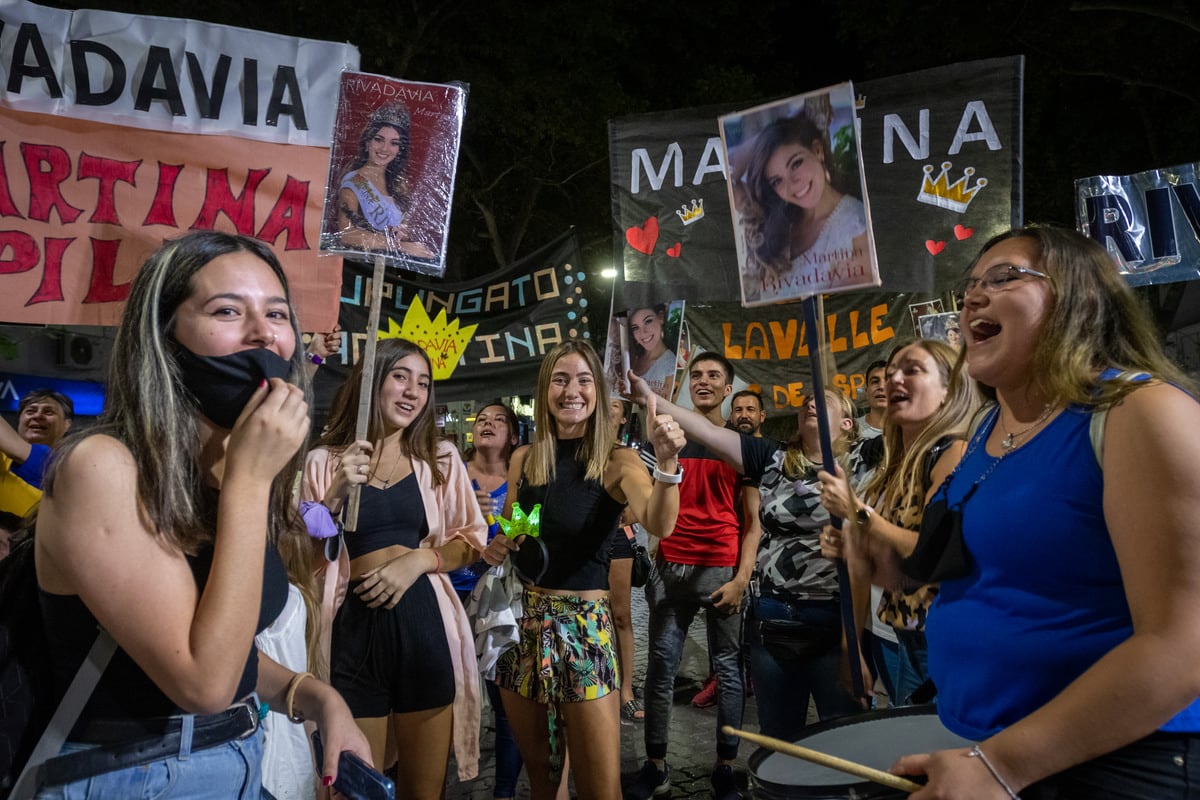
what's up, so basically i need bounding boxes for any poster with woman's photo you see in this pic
[907,298,945,333]
[319,71,466,277]
[918,311,963,349]
[604,300,686,402]
[720,82,879,307]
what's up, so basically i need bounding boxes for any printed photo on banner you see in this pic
[907,298,945,333]
[319,71,465,277]
[720,82,879,306]
[917,311,963,349]
[604,300,686,402]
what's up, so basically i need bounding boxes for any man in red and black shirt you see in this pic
[626,352,757,800]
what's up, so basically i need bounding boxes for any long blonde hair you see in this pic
[781,389,859,479]
[863,339,979,517]
[523,340,616,485]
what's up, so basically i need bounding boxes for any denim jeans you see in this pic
[747,595,860,742]
[893,628,930,706]
[484,679,523,798]
[36,726,265,800]
[863,629,900,704]
[643,561,745,762]
[1023,731,1200,799]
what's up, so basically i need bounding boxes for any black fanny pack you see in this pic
[756,617,840,661]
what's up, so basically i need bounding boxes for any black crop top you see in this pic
[515,438,625,591]
[344,473,428,560]
[40,542,288,735]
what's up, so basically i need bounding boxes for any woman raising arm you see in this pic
[482,341,683,799]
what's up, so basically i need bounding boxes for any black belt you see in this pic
[41,697,261,787]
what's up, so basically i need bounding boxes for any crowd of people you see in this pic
[2,223,1199,800]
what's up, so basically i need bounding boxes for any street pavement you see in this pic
[445,582,763,799]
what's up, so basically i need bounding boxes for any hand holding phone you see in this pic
[311,732,395,800]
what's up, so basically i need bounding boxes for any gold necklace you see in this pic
[372,447,406,488]
[999,403,1055,451]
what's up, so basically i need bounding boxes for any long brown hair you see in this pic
[320,337,448,486]
[44,231,310,554]
[968,225,1195,405]
[523,340,616,485]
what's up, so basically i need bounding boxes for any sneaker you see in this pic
[711,763,740,800]
[624,760,670,799]
[691,674,718,708]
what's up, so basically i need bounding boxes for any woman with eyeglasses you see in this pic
[888,226,1200,799]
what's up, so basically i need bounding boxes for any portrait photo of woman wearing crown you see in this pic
[721,82,880,306]
[320,73,466,277]
[334,101,433,257]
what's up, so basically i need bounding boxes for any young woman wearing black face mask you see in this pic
[31,231,370,799]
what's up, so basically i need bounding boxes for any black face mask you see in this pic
[174,346,294,429]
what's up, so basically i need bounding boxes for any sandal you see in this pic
[621,698,645,722]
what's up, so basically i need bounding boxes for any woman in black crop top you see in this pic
[303,337,487,797]
[32,232,369,799]
[482,340,685,800]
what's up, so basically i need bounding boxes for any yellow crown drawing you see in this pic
[916,161,987,213]
[380,302,478,381]
[675,199,705,226]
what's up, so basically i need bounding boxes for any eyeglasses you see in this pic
[955,263,1048,302]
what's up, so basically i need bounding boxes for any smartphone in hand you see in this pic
[311,732,395,800]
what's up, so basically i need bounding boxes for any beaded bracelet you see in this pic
[285,671,315,723]
[967,745,1020,799]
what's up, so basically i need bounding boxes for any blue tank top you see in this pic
[927,403,1200,739]
[449,481,506,594]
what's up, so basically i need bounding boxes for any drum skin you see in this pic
[748,705,975,799]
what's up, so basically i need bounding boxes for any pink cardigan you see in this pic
[301,440,487,780]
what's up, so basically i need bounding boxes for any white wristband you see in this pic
[652,464,684,484]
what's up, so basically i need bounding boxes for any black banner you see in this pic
[609,57,1024,300]
[685,293,915,414]
[317,230,587,408]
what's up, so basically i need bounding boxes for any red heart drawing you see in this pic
[926,240,946,256]
[625,217,659,255]
[954,224,974,241]
[666,242,681,258]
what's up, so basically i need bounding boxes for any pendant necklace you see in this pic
[998,403,1055,451]
[372,448,406,488]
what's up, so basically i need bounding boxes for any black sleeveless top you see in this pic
[515,439,625,591]
[344,473,427,560]
[40,542,288,734]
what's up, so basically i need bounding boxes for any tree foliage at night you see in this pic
[47,0,1200,295]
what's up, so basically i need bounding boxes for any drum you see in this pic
[748,705,974,799]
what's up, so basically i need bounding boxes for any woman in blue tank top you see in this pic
[457,400,526,800]
[891,226,1200,799]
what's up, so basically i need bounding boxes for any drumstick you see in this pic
[721,726,922,793]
